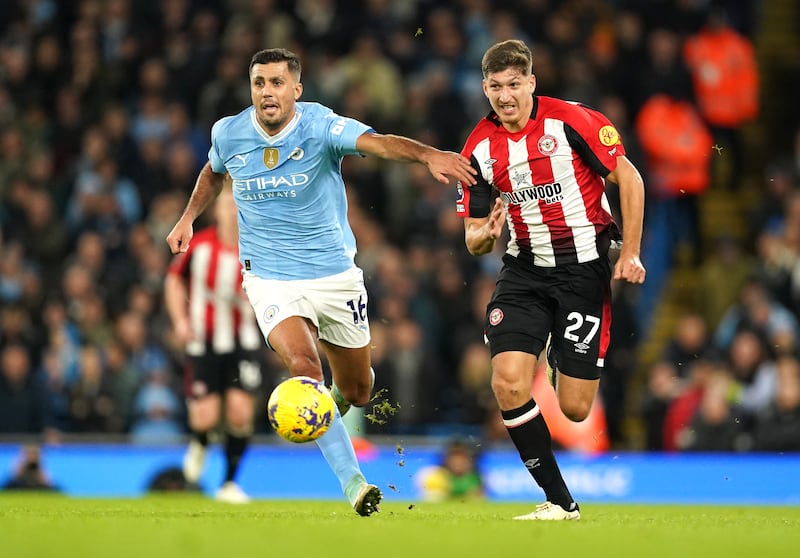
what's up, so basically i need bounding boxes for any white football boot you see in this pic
[513,502,581,521]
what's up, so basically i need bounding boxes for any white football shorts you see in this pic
[242,266,371,349]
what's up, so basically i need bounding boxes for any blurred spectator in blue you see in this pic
[752,354,800,451]
[196,51,251,133]
[66,154,142,256]
[114,310,170,381]
[0,241,26,304]
[714,278,799,353]
[99,103,142,188]
[69,345,115,433]
[41,298,80,382]
[129,369,184,444]
[16,189,68,294]
[726,329,777,420]
[751,189,800,319]
[38,347,73,434]
[102,339,141,434]
[0,343,46,434]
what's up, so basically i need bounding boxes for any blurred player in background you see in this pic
[165,185,262,504]
[166,48,476,515]
[458,40,646,520]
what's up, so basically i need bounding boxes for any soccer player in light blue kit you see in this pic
[166,48,476,515]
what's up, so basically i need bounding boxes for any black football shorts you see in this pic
[184,345,263,398]
[484,254,612,380]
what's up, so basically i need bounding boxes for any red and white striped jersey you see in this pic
[167,227,261,355]
[457,96,623,267]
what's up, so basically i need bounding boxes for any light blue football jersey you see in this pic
[208,102,372,280]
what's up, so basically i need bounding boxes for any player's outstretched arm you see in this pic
[606,156,646,284]
[355,132,477,186]
[464,197,505,256]
[166,162,226,254]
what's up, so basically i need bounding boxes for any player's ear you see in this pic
[529,74,536,92]
[482,79,489,99]
[295,82,303,101]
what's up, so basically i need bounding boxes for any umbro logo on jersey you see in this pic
[484,158,497,166]
[289,147,304,160]
[574,342,590,353]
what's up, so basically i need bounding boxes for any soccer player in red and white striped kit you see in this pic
[165,185,263,503]
[458,40,646,520]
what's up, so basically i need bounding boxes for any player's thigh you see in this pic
[308,267,371,351]
[551,258,612,381]
[556,375,600,422]
[242,272,320,351]
[320,340,371,386]
[484,264,552,358]
[267,316,324,380]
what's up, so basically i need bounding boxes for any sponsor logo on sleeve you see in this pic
[598,125,620,147]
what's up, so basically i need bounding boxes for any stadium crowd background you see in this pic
[0,0,798,452]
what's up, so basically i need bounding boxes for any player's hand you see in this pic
[172,317,195,345]
[613,252,646,284]
[166,218,193,254]
[486,197,505,240]
[426,151,477,185]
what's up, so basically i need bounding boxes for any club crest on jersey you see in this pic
[263,305,279,322]
[489,308,504,326]
[263,148,279,169]
[598,125,620,147]
[537,134,558,156]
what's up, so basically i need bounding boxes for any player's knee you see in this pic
[338,382,371,407]
[284,353,323,380]
[559,399,592,422]
[490,373,529,406]
[225,407,253,430]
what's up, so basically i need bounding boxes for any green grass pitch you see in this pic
[1,494,799,558]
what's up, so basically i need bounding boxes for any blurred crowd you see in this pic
[1,0,799,451]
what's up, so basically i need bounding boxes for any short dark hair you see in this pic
[249,48,302,79]
[481,40,532,78]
